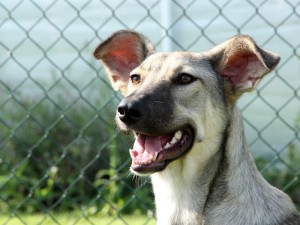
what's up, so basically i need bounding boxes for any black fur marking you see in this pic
[274,213,300,225]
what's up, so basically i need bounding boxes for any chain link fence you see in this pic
[0,0,299,224]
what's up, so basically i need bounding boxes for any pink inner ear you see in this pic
[101,34,146,79]
[101,49,141,94]
[223,55,248,77]
[222,53,265,90]
[108,50,140,70]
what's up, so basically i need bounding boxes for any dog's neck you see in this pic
[151,106,296,225]
[151,106,237,225]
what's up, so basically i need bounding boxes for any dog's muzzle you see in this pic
[116,97,194,175]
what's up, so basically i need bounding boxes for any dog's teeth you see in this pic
[175,130,183,140]
[164,143,171,149]
[153,152,158,161]
[161,131,183,150]
[170,136,177,145]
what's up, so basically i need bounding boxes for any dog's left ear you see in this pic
[209,35,280,94]
[93,30,155,96]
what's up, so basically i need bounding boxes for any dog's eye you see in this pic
[176,73,195,84]
[130,74,141,84]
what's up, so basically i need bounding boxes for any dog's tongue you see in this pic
[130,134,164,164]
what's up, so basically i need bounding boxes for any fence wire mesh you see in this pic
[0,0,299,224]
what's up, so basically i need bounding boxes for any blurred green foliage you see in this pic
[0,77,154,216]
[255,111,300,210]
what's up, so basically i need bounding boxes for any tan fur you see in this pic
[94,30,300,225]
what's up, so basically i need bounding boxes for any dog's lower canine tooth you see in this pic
[153,152,158,161]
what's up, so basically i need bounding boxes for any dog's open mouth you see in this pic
[129,127,194,174]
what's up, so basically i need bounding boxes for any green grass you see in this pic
[0,214,156,225]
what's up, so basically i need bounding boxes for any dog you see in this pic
[93,30,300,225]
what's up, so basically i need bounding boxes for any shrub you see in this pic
[0,75,154,215]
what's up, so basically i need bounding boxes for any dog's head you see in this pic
[94,30,280,175]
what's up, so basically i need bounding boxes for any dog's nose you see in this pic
[117,99,145,124]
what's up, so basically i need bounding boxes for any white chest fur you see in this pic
[151,173,201,225]
[151,153,211,225]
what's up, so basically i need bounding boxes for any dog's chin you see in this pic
[128,126,195,176]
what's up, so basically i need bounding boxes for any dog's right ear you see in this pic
[93,30,155,96]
